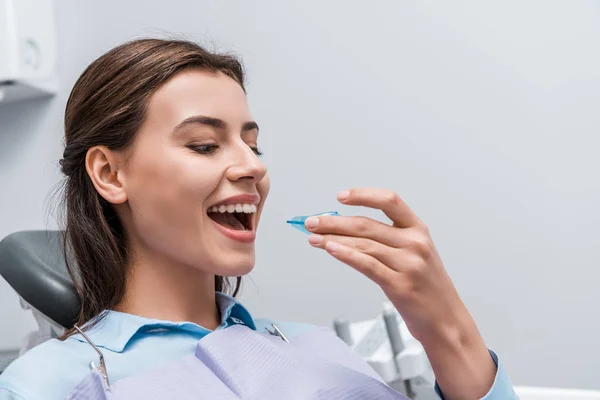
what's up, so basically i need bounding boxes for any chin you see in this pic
[211,252,256,277]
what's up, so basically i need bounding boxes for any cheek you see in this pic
[256,173,271,219]
[258,173,271,201]
[124,147,222,241]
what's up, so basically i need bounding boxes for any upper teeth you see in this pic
[209,204,257,214]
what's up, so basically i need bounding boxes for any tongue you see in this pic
[210,212,246,231]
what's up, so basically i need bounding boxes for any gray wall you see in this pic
[1,0,599,390]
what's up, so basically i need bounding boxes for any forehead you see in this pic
[145,69,251,127]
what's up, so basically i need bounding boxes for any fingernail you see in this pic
[308,234,323,246]
[325,241,341,253]
[305,217,319,230]
[337,190,350,202]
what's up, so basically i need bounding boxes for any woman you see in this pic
[0,39,515,399]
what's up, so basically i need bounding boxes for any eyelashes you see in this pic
[188,144,219,155]
[187,144,263,157]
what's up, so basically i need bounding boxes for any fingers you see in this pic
[302,188,434,290]
[308,233,398,267]
[337,188,423,229]
[317,239,395,287]
[305,215,425,249]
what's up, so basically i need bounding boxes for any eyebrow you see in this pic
[173,115,259,134]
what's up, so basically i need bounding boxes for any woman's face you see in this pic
[118,69,269,277]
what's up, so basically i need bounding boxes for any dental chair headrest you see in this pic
[0,230,80,329]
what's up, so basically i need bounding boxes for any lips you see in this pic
[207,194,260,242]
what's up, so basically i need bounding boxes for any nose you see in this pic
[225,141,267,184]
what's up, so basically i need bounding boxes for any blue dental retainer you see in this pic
[286,211,340,234]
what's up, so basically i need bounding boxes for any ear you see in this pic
[85,146,128,204]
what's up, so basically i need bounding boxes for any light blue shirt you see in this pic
[0,293,515,399]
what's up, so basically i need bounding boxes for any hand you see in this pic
[305,188,497,400]
[305,188,461,341]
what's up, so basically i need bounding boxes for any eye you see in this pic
[188,144,219,155]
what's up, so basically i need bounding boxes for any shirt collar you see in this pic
[69,292,256,353]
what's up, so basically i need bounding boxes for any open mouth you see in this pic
[207,203,256,231]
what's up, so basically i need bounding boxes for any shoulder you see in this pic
[0,338,97,400]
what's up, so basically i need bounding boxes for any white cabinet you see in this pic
[0,0,58,103]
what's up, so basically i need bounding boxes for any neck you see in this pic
[115,246,220,330]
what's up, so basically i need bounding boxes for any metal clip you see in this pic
[265,323,290,343]
[74,325,110,390]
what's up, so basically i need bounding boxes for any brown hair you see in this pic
[59,38,245,334]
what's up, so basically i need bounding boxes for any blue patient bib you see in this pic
[67,324,407,399]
